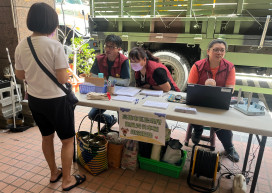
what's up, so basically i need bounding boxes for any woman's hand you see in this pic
[205,78,216,86]
[15,70,25,80]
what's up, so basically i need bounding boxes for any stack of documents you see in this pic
[140,89,163,97]
[114,86,141,97]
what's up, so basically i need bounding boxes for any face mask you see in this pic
[131,62,143,71]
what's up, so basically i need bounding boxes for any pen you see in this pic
[142,95,148,99]
[113,80,117,87]
[107,80,111,87]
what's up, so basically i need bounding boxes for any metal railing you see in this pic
[90,0,272,18]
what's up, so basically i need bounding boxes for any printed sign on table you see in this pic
[118,108,166,145]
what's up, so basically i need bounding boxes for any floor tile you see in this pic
[1,184,17,193]
[0,106,271,193]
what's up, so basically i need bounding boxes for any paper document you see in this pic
[143,100,169,109]
[111,96,136,103]
[114,86,141,97]
[140,89,163,97]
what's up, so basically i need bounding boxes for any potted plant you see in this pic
[69,37,96,77]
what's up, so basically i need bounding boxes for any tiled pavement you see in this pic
[0,106,271,193]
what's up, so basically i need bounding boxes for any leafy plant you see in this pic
[69,37,96,77]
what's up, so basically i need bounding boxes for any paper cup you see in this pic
[107,86,115,95]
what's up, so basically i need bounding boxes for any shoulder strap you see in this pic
[27,36,69,95]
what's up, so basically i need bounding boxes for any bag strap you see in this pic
[27,36,69,95]
[78,114,108,135]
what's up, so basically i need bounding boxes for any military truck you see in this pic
[55,0,90,44]
[87,0,272,93]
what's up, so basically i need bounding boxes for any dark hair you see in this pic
[129,47,160,63]
[105,34,122,48]
[208,39,228,50]
[27,3,59,34]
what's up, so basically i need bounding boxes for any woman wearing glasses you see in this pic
[187,39,239,162]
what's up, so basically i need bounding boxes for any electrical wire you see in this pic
[193,149,218,178]
[182,121,261,192]
[216,134,260,185]
[168,119,260,187]
[188,147,226,193]
[170,121,187,132]
[243,138,260,182]
[206,128,242,176]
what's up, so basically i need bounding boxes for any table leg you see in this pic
[73,110,76,162]
[98,109,101,131]
[242,134,253,173]
[73,135,76,162]
[249,136,267,193]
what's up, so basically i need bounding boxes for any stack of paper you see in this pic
[140,89,163,97]
[114,86,141,97]
[143,100,169,109]
[111,96,136,103]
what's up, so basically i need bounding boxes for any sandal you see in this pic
[63,174,86,191]
[50,168,62,183]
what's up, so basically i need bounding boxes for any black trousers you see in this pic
[191,124,233,150]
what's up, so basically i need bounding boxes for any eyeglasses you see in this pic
[104,44,118,50]
[212,48,226,53]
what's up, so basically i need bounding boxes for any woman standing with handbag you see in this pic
[15,3,85,191]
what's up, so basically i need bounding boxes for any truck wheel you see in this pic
[153,51,190,91]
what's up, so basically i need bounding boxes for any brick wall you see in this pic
[0,0,54,90]
[0,0,18,78]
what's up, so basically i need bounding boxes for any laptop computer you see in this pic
[186,84,233,110]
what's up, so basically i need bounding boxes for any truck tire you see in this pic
[153,51,190,91]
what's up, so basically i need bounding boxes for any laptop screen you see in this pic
[186,84,233,110]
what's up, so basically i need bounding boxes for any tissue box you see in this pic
[79,83,107,94]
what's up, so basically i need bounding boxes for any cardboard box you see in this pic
[84,77,105,87]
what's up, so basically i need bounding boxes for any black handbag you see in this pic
[27,37,78,108]
[65,82,79,105]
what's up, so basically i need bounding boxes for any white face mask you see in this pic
[131,62,143,71]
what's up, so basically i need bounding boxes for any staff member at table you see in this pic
[129,47,180,141]
[128,47,180,92]
[187,39,239,162]
[88,34,130,132]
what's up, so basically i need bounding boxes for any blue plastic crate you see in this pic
[79,83,107,94]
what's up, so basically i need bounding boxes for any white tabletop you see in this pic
[76,92,272,137]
